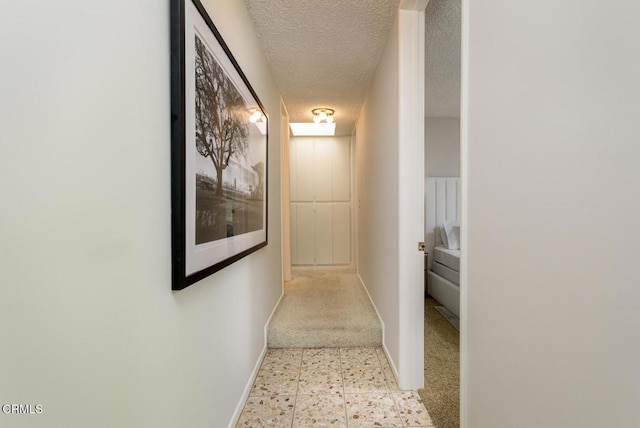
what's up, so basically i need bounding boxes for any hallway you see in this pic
[236,268,433,426]
[4,1,638,427]
[268,268,381,348]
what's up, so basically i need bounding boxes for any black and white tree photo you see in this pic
[170,0,268,289]
[193,35,264,244]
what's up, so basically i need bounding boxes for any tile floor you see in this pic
[237,347,434,427]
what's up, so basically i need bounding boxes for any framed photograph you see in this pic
[170,0,268,290]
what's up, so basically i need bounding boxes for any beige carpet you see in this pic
[267,267,382,348]
[419,298,460,428]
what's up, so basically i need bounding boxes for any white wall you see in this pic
[425,117,460,177]
[357,3,426,390]
[281,103,292,281]
[356,10,402,371]
[0,1,282,427]
[463,0,640,427]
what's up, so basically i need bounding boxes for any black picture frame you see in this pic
[170,0,268,291]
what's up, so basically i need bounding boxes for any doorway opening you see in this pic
[420,0,462,427]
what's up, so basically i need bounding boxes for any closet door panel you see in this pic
[290,137,352,266]
[289,138,297,200]
[332,138,350,202]
[291,139,314,202]
[314,139,333,202]
[295,203,315,264]
[332,203,351,264]
[315,204,333,264]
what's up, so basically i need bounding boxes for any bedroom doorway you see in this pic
[419,0,462,427]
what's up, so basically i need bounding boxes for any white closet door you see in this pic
[291,139,314,202]
[332,138,350,201]
[289,137,352,266]
[294,203,315,264]
[332,203,350,264]
[314,139,333,202]
[315,204,333,264]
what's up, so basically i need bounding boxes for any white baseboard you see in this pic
[356,272,401,388]
[380,342,401,389]
[264,291,285,344]
[227,344,266,428]
[228,291,284,427]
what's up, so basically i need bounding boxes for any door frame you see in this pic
[281,99,291,281]
[397,0,428,390]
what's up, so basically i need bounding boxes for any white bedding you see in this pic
[433,246,460,272]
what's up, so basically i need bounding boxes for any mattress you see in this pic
[432,261,459,286]
[433,246,460,272]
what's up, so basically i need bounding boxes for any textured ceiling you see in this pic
[244,0,400,136]
[425,0,461,117]
[244,0,460,133]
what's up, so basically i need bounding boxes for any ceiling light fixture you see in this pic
[312,108,335,124]
[249,108,265,123]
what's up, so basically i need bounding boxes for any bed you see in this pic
[428,246,460,317]
[432,246,460,284]
[426,177,461,317]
